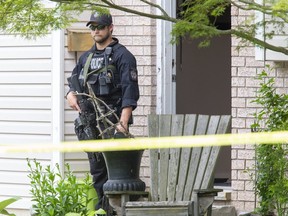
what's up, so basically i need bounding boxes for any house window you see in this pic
[255,0,288,61]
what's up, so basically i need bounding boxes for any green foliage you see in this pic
[27,159,96,216]
[272,0,288,11]
[252,67,288,131]
[65,211,97,216]
[251,67,288,216]
[171,0,229,46]
[95,208,107,215]
[0,0,288,55]
[0,0,73,38]
[0,0,111,38]
[0,197,20,216]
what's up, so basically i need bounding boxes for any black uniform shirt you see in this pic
[67,38,139,111]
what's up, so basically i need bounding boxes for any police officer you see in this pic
[66,12,139,214]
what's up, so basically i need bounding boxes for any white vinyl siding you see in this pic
[64,152,90,179]
[0,34,53,140]
[0,33,53,213]
[63,10,91,177]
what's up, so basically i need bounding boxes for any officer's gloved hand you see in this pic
[114,131,127,139]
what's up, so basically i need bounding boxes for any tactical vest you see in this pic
[79,44,123,102]
[78,43,133,124]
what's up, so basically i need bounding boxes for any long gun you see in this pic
[69,74,98,140]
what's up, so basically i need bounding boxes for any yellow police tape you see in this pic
[0,131,288,153]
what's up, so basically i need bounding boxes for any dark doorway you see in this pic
[176,2,231,184]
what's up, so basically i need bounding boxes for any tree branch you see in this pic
[139,0,169,17]
[232,0,288,16]
[58,0,179,23]
[52,0,176,22]
[28,0,288,57]
[93,0,178,23]
[219,28,288,55]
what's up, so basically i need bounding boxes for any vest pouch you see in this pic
[98,71,114,96]
[87,74,100,95]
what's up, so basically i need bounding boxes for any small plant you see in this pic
[27,159,96,216]
[251,66,288,216]
[0,197,20,216]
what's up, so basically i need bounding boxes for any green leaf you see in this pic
[65,213,81,216]
[0,197,21,211]
[95,208,107,215]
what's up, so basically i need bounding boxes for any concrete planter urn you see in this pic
[102,150,146,192]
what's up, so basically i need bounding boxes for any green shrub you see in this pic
[251,66,288,216]
[27,159,96,216]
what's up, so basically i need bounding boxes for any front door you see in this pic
[175,1,232,184]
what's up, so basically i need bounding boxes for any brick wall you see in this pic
[111,0,157,188]
[231,4,288,213]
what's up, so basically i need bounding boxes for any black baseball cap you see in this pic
[86,12,113,27]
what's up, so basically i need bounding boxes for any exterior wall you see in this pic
[0,33,54,213]
[0,1,156,215]
[110,1,157,187]
[231,4,288,213]
[3,2,288,216]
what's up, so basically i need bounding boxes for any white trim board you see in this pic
[156,0,176,114]
[51,29,65,172]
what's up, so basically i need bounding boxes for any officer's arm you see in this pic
[66,91,81,113]
[66,56,85,113]
[117,106,132,132]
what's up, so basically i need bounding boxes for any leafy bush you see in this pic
[251,67,288,216]
[27,159,96,216]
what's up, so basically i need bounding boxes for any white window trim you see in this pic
[255,0,265,61]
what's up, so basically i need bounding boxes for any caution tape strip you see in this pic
[0,131,287,153]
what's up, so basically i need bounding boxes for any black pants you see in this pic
[74,104,120,212]
[87,152,109,211]
[86,120,115,212]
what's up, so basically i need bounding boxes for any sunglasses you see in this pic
[89,24,106,31]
